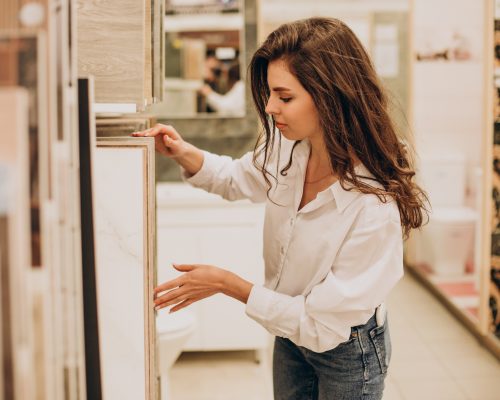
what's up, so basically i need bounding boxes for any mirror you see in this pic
[149,0,246,119]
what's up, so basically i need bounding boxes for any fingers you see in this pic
[170,298,196,313]
[154,286,188,310]
[131,124,181,140]
[154,275,184,295]
[172,263,195,272]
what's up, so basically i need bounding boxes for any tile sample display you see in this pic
[94,137,156,400]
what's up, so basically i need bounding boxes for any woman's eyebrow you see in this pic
[272,86,292,92]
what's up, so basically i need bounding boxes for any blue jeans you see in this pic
[273,312,391,400]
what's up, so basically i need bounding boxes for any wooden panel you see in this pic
[0,87,34,400]
[152,0,164,102]
[96,116,156,137]
[0,32,45,269]
[145,0,152,103]
[94,137,156,400]
[77,0,148,105]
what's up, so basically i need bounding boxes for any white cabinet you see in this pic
[156,183,269,352]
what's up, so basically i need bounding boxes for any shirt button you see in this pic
[290,218,294,226]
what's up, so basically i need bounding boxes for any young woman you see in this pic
[133,17,428,400]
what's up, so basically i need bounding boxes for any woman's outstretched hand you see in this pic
[131,124,186,159]
[154,263,254,313]
[132,124,204,176]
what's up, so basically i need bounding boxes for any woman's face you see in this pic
[265,59,322,141]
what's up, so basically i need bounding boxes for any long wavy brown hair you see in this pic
[249,17,429,239]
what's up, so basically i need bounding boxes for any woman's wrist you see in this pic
[175,141,204,176]
[221,270,254,304]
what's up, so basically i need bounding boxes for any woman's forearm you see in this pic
[221,270,254,304]
[175,141,205,176]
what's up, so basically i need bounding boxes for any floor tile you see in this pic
[455,376,500,400]
[395,378,467,400]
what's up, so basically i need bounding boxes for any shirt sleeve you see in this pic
[245,202,404,352]
[181,149,269,203]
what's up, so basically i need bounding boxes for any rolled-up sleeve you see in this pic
[245,203,404,353]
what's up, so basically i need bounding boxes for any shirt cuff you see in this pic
[180,150,216,187]
[245,284,275,324]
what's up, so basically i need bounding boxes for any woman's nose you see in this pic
[265,98,279,115]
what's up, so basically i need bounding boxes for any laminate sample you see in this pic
[77,0,152,106]
[94,137,156,400]
[96,116,156,137]
[152,0,164,102]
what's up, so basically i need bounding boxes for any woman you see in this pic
[133,17,428,400]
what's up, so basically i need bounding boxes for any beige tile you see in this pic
[455,376,500,400]
[383,378,404,400]
[396,378,467,400]
[426,335,492,360]
[170,351,273,400]
[439,354,500,380]
[388,357,450,380]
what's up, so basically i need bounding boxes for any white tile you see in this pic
[94,148,148,400]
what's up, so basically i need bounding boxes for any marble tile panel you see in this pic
[94,138,156,400]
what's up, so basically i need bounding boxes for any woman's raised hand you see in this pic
[132,124,186,159]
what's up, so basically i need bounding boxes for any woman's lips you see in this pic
[275,122,287,129]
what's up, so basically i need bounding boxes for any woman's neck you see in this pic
[307,135,333,175]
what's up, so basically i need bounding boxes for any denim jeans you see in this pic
[273,312,391,400]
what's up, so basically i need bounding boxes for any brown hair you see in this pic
[249,17,429,239]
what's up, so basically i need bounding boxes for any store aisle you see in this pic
[169,271,500,400]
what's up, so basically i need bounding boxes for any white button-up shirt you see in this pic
[183,136,404,352]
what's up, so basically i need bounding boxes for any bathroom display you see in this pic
[149,0,246,118]
[94,137,157,400]
[405,0,486,330]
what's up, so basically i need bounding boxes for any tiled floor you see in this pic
[169,271,500,400]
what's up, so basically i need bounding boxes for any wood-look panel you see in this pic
[77,0,147,105]
[96,115,156,137]
[0,32,45,269]
[144,0,152,104]
[152,0,164,102]
[0,87,34,400]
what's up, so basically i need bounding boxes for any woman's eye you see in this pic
[280,97,292,103]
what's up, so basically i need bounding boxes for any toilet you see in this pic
[417,154,477,276]
[156,309,196,400]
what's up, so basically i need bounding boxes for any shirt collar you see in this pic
[330,163,377,213]
[296,139,379,214]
